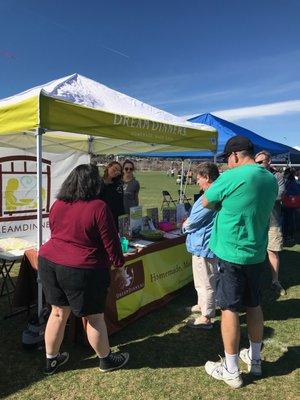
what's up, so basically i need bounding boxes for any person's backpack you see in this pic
[21,307,49,350]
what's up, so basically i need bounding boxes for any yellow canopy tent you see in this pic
[0,72,218,238]
[0,72,218,240]
[0,73,217,154]
[0,73,217,317]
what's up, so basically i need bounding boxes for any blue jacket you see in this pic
[182,194,216,258]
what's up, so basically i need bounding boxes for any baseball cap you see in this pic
[220,135,254,160]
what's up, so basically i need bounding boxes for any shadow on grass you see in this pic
[260,249,300,293]
[263,298,300,321]
[67,323,224,372]
[0,244,299,396]
[258,247,300,307]
[242,346,300,386]
[279,249,300,290]
[262,346,300,377]
[0,288,195,397]
[110,285,197,346]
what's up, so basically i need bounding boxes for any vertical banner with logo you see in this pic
[0,148,89,243]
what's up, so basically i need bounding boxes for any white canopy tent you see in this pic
[0,73,218,317]
[0,72,218,243]
[0,73,217,154]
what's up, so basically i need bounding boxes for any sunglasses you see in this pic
[255,159,267,165]
[222,153,231,163]
[222,152,238,163]
[124,167,133,171]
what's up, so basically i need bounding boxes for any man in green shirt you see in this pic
[203,136,278,389]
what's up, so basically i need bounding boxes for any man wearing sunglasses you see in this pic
[254,151,286,296]
[201,136,278,388]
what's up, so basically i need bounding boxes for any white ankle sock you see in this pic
[46,353,58,359]
[249,340,262,361]
[224,352,239,373]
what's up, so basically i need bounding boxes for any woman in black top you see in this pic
[99,161,124,229]
[122,159,140,214]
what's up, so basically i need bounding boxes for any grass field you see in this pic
[135,170,198,213]
[0,171,299,399]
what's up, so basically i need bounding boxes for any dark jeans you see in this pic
[282,207,296,240]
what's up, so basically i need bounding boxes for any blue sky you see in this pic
[1,0,299,148]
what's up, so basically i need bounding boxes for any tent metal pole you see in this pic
[183,160,191,194]
[213,152,217,163]
[36,127,43,320]
[179,159,184,203]
[88,135,94,156]
[88,135,94,164]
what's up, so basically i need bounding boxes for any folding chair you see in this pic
[178,190,192,212]
[161,190,177,209]
[0,255,19,317]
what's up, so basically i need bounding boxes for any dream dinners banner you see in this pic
[115,243,192,321]
[0,148,89,243]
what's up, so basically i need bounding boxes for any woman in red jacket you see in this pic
[39,164,129,375]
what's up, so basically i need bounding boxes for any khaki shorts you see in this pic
[268,226,283,252]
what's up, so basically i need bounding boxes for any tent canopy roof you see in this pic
[0,74,217,154]
[130,113,300,162]
[189,113,300,159]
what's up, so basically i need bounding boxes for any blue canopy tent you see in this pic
[129,113,300,201]
[188,113,300,163]
[131,113,300,162]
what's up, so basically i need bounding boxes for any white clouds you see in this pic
[212,100,300,121]
[125,49,300,108]
[294,146,300,150]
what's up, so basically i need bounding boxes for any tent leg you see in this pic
[179,159,184,203]
[184,160,191,193]
[36,128,43,322]
[88,135,94,156]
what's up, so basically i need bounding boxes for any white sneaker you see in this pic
[239,348,262,376]
[205,358,243,389]
[185,305,202,314]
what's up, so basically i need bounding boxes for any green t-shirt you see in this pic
[205,164,278,265]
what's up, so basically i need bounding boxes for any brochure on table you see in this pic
[119,204,185,251]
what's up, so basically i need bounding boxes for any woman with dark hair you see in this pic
[38,164,129,375]
[122,159,140,214]
[99,161,124,229]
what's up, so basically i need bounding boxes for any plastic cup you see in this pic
[120,237,129,253]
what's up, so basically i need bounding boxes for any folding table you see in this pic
[0,249,24,318]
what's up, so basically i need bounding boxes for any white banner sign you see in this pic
[0,148,89,243]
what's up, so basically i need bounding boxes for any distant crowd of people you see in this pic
[36,136,299,389]
[167,167,196,185]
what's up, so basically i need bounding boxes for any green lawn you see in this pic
[136,170,198,214]
[0,171,299,399]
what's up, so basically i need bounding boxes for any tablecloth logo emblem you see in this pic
[115,260,145,299]
[0,155,51,222]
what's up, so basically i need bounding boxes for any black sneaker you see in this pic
[44,352,69,375]
[271,281,287,295]
[99,351,129,372]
